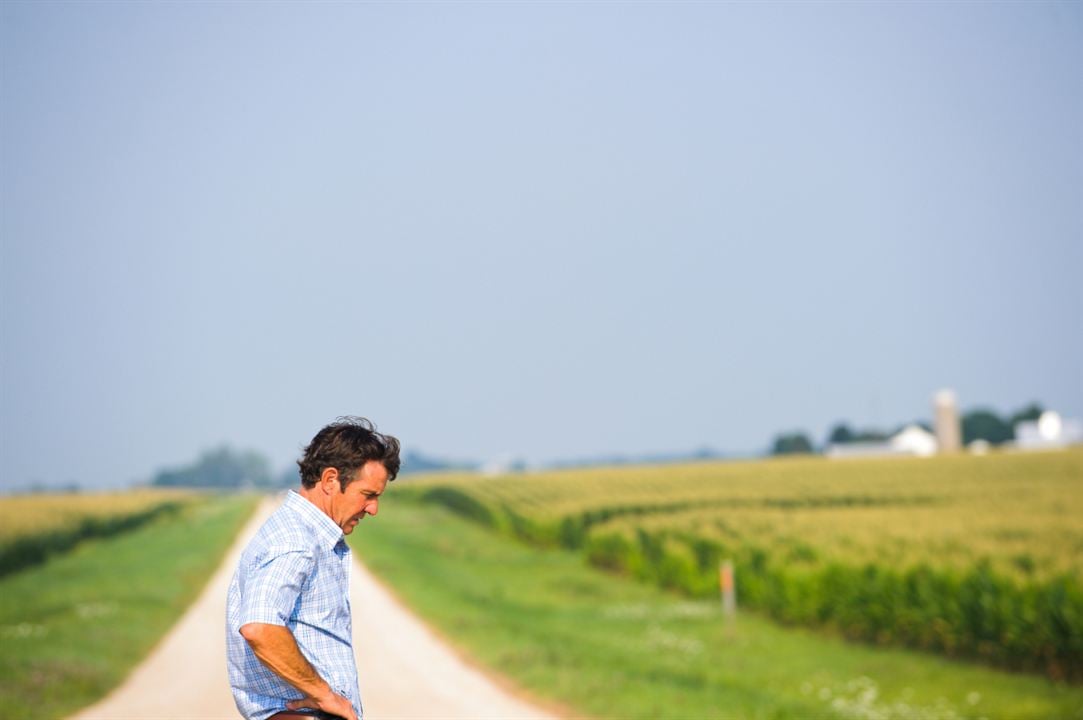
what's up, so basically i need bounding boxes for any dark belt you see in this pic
[267,711,346,720]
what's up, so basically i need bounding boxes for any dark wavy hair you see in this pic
[297,417,401,490]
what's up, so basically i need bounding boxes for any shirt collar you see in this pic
[284,490,345,550]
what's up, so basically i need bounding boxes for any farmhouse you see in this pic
[825,424,938,459]
[1012,410,1083,450]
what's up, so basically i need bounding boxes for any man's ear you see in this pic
[319,467,340,494]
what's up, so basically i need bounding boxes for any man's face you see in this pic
[332,460,389,534]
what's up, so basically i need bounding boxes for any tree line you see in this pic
[771,402,1044,456]
[150,446,464,489]
[151,447,282,489]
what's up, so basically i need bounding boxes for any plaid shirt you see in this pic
[227,491,360,720]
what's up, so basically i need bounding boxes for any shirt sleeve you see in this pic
[237,547,315,627]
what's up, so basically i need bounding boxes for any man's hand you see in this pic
[239,622,357,720]
[285,690,358,720]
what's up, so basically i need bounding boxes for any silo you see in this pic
[933,389,961,453]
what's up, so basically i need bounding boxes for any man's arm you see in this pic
[239,622,357,720]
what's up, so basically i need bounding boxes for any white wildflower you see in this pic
[1,622,47,639]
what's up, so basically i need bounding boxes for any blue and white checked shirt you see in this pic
[227,491,361,720]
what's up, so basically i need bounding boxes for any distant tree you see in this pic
[691,446,720,460]
[1008,403,1044,434]
[851,429,890,443]
[771,432,815,456]
[962,409,1013,446]
[152,446,272,489]
[276,465,301,488]
[399,450,479,475]
[826,423,855,445]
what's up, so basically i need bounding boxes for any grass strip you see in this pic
[351,501,1083,720]
[0,493,259,720]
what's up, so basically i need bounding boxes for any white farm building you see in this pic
[1012,411,1083,450]
[825,424,938,459]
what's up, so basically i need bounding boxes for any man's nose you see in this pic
[368,500,379,516]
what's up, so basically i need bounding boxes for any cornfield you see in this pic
[404,448,1083,681]
[0,489,195,576]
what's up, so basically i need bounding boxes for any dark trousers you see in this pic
[267,711,347,720]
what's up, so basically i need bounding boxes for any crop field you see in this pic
[354,501,1083,720]
[0,492,258,719]
[401,448,1083,681]
[0,488,196,576]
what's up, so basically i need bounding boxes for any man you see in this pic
[227,417,400,720]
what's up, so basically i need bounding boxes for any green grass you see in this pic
[351,501,1083,720]
[0,493,259,720]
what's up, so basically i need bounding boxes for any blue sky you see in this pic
[2,1,1080,489]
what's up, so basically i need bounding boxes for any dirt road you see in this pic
[70,497,557,720]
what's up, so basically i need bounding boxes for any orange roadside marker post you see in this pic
[720,560,736,617]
